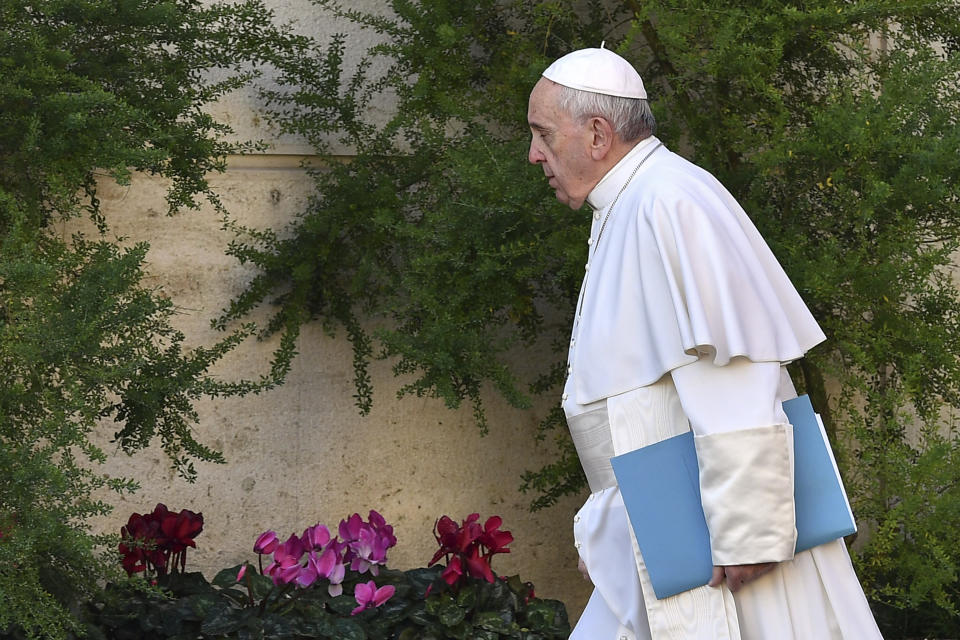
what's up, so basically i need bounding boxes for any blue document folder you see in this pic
[609,394,855,600]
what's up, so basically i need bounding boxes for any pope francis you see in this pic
[527,46,883,639]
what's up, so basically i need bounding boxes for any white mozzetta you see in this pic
[570,138,826,406]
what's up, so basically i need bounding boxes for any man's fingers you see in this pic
[727,571,748,592]
[708,566,726,588]
[712,563,777,592]
[577,557,591,582]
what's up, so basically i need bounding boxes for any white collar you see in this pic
[586,136,661,211]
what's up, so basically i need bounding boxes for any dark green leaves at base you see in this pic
[74,567,569,640]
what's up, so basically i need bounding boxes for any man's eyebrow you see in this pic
[528,120,551,133]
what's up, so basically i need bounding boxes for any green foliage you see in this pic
[222,0,960,635]
[0,0,298,637]
[218,0,625,429]
[72,566,568,639]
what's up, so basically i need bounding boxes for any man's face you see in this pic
[527,79,598,209]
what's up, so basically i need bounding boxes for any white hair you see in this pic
[555,85,656,142]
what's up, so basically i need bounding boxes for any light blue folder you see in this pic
[609,395,856,600]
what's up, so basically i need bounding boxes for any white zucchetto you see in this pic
[542,46,647,100]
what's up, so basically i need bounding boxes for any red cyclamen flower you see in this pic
[119,504,203,576]
[428,513,512,587]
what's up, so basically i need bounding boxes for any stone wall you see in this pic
[78,157,592,620]
[69,0,595,621]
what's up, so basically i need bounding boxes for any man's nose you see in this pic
[528,141,544,165]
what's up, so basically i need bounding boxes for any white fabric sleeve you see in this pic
[670,356,797,565]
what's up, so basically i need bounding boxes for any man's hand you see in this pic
[577,556,591,582]
[709,563,776,593]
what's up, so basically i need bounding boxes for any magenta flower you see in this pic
[254,530,279,555]
[275,534,305,563]
[339,510,396,577]
[295,551,321,588]
[338,513,363,542]
[348,526,387,575]
[301,524,331,551]
[248,511,396,597]
[266,534,307,586]
[367,510,397,548]
[237,564,248,581]
[323,543,348,596]
[350,580,395,615]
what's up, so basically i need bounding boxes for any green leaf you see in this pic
[473,610,514,633]
[523,599,569,635]
[436,599,466,628]
[330,617,367,640]
[455,583,477,610]
[212,565,246,588]
[328,593,360,616]
[163,572,214,596]
[200,602,249,636]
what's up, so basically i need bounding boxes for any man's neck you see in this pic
[586,135,659,211]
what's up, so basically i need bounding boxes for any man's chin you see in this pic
[554,191,584,210]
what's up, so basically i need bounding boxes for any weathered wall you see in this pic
[69,0,595,621]
[78,157,592,619]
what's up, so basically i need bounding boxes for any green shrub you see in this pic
[0,1,298,637]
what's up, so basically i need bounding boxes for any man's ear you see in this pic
[588,116,615,161]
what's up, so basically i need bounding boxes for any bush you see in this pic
[0,1,299,637]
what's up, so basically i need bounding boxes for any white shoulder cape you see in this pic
[571,147,826,405]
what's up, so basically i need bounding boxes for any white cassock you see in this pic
[561,137,883,639]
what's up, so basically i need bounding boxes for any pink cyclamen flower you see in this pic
[268,534,307,585]
[367,510,397,548]
[295,551,321,588]
[301,524,331,551]
[338,513,364,542]
[237,564,248,581]
[348,526,389,576]
[325,543,348,596]
[350,580,396,615]
[340,512,396,577]
[253,530,279,555]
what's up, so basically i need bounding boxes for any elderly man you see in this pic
[528,47,883,639]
